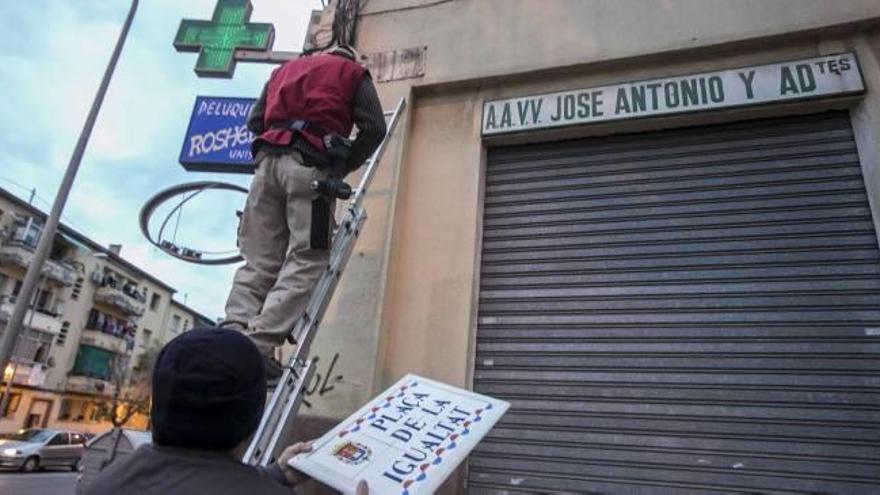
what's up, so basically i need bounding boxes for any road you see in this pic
[0,470,77,495]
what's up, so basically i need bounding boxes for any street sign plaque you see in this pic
[174,0,274,78]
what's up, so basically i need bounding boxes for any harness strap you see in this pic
[270,119,331,138]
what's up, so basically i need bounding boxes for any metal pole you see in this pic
[235,49,300,64]
[0,0,139,417]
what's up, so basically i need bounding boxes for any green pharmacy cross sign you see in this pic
[174,0,274,78]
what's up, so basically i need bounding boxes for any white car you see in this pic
[0,429,88,472]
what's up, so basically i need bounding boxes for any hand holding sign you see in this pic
[278,441,313,486]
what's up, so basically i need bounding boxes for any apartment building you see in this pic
[0,186,214,434]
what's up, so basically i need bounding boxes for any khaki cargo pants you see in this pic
[224,151,334,356]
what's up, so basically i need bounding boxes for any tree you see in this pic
[96,346,160,428]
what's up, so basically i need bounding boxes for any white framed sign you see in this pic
[290,374,509,495]
[482,52,864,135]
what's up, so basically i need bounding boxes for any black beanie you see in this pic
[151,328,267,450]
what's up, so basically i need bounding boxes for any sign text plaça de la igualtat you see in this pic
[365,390,473,486]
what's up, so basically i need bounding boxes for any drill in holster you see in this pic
[310,134,354,250]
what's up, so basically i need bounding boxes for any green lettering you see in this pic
[592,90,604,116]
[796,64,816,92]
[631,86,647,112]
[680,79,699,106]
[780,66,799,95]
[577,93,590,118]
[516,100,530,125]
[664,82,680,108]
[708,76,724,103]
[737,71,756,100]
[646,83,662,110]
[699,78,709,103]
[500,103,512,127]
[615,88,631,114]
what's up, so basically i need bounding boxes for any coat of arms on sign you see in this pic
[333,441,372,465]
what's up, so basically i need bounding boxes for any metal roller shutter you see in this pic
[469,111,880,494]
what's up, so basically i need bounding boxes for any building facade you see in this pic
[291,1,880,493]
[0,187,214,434]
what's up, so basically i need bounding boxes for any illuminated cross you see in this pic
[174,0,275,78]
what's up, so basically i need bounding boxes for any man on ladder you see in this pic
[222,44,386,382]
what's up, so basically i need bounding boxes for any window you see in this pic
[71,277,84,301]
[142,328,153,347]
[48,238,69,261]
[86,309,100,330]
[102,270,119,289]
[57,398,96,423]
[171,314,182,333]
[71,433,86,445]
[35,289,51,313]
[47,433,69,446]
[56,321,70,346]
[11,217,43,248]
[1,393,21,418]
[70,345,114,380]
[33,344,48,364]
[12,280,22,298]
[150,293,161,311]
[57,399,72,420]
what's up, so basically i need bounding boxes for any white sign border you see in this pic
[289,373,510,495]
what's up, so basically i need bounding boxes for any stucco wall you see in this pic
[377,90,485,388]
[357,0,880,86]
[851,32,880,245]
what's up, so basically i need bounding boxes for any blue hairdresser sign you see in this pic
[179,95,257,173]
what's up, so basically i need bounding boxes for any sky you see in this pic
[0,0,323,319]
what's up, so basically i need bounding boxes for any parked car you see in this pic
[0,429,88,472]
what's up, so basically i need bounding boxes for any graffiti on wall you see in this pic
[302,353,343,409]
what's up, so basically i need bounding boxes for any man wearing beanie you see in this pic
[85,328,368,494]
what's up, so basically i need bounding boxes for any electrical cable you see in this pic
[303,0,366,55]
[0,175,107,242]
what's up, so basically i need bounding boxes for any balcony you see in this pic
[0,242,77,286]
[79,329,129,355]
[93,286,146,317]
[65,375,115,397]
[3,363,48,387]
[0,299,63,334]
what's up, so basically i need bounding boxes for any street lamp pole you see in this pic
[0,0,139,416]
